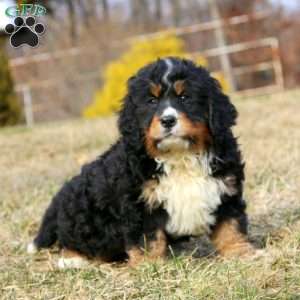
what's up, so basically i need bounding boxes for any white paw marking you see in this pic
[58,256,88,269]
[27,242,38,254]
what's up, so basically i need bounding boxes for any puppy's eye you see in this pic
[147,97,158,105]
[180,95,188,101]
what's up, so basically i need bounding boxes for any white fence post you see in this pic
[209,0,237,92]
[22,85,34,127]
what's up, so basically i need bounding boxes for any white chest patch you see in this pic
[142,154,230,238]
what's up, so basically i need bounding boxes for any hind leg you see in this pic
[147,229,167,260]
[27,199,58,254]
[127,229,167,267]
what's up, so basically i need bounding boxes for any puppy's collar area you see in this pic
[154,152,213,177]
[145,151,229,237]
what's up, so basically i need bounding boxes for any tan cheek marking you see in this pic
[145,116,162,157]
[150,82,162,98]
[210,219,255,258]
[148,116,162,138]
[178,113,211,152]
[174,80,185,95]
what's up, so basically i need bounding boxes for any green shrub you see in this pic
[0,38,21,126]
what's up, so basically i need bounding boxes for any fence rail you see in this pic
[8,10,284,127]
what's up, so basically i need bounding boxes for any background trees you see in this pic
[0,37,21,126]
[1,0,299,125]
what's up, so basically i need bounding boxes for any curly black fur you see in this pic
[32,57,249,261]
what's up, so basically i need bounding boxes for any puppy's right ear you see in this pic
[118,76,137,137]
[118,77,144,151]
[118,94,137,138]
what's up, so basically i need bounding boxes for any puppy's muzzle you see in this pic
[160,115,177,129]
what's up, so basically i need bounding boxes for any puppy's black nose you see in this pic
[160,115,177,129]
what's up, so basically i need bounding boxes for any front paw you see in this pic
[127,247,145,267]
[219,242,256,258]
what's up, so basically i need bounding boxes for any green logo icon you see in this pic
[5,4,46,18]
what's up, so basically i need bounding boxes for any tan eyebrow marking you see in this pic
[174,80,185,95]
[150,82,162,98]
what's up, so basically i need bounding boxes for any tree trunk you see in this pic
[77,0,91,27]
[130,0,150,28]
[66,0,77,43]
[208,0,236,91]
[154,0,162,23]
[140,0,150,28]
[101,0,109,20]
[169,0,181,26]
[130,0,139,24]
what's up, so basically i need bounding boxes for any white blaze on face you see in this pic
[162,58,173,88]
[157,59,187,152]
[157,106,188,151]
[161,106,178,119]
[161,105,180,137]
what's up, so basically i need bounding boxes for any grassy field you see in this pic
[1,89,300,300]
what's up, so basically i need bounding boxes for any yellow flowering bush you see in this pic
[83,35,228,118]
[212,71,230,93]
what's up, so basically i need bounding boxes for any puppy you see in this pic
[28,57,255,268]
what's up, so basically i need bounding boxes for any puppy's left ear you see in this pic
[208,77,238,137]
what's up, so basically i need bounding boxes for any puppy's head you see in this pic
[119,57,237,158]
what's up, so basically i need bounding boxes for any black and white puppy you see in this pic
[28,57,256,268]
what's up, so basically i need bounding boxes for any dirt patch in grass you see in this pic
[1,90,300,299]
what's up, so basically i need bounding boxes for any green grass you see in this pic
[1,90,300,299]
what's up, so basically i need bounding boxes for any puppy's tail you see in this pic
[27,197,58,254]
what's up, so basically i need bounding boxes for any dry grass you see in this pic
[0,90,300,300]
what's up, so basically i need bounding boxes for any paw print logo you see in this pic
[5,16,45,48]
